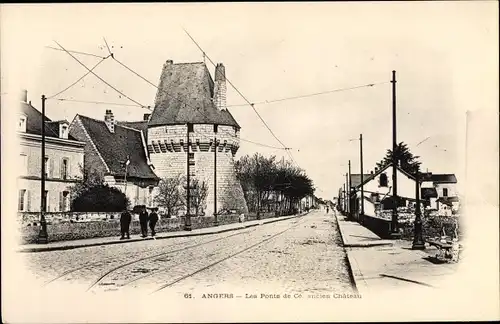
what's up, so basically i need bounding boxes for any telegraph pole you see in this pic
[360,133,364,223]
[256,154,261,220]
[345,172,348,215]
[412,168,425,249]
[391,70,399,236]
[38,95,48,244]
[185,123,192,231]
[213,125,218,226]
[348,160,351,219]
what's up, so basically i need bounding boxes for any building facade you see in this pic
[68,111,159,208]
[17,90,85,212]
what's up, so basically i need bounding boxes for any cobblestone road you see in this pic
[23,210,354,296]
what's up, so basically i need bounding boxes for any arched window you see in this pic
[379,173,388,187]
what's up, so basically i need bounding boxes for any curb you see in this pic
[18,213,307,253]
[333,212,358,292]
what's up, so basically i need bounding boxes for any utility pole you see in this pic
[344,173,348,215]
[213,125,218,226]
[256,154,261,220]
[412,168,425,249]
[391,70,399,237]
[348,160,351,219]
[360,133,364,224]
[38,95,48,244]
[185,123,192,231]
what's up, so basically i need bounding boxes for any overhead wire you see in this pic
[53,98,147,108]
[47,54,111,99]
[53,40,150,110]
[183,28,290,151]
[226,82,390,107]
[45,46,107,59]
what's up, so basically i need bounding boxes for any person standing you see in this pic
[139,206,149,238]
[120,208,132,240]
[149,208,159,237]
[326,205,329,214]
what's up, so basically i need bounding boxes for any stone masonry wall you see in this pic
[148,124,248,216]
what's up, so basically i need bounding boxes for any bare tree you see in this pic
[190,179,209,216]
[154,174,185,218]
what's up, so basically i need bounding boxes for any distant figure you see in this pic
[139,207,149,238]
[326,206,329,214]
[149,208,159,237]
[120,209,132,240]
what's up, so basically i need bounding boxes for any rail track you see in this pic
[44,227,258,287]
[85,217,308,294]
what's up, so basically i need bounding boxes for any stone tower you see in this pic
[147,60,248,216]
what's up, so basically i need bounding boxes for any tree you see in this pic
[71,184,130,212]
[154,174,185,218]
[190,179,209,216]
[376,142,421,174]
[70,164,105,202]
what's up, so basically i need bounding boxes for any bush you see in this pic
[71,184,130,212]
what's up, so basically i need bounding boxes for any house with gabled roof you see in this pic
[17,90,85,213]
[69,110,160,208]
[421,172,459,213]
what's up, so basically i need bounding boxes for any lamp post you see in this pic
[213,125,219,226]
[412,169,425,249]
[185,123,192,231]
[38,95,48,244]
[390,70,399,237]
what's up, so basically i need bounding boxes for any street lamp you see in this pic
[38,94,48,244]
[412,168,425,250]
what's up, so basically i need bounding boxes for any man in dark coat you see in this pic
[120,209,132,240]
[139,206,149,238]
[149,208,159,237]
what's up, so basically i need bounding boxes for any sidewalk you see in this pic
[19,213,306,253]
[334,212,460,295]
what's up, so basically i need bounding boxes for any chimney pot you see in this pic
[166,60,173,64]
[143,113,151,121]
[20,89,27,103]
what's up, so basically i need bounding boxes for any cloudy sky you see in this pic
[2,2,498,199]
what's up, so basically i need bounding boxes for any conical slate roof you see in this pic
[148,61,240,129]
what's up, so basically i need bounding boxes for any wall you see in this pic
[435,183,458,198]
[68,116,109,179]
[18,212,275,244]
[17,135,84,212]
[363,168,416,201]
[148,124,248,216]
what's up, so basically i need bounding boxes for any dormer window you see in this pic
[379,173,388,187]
[18,115,27,132]
[59,124,69,139]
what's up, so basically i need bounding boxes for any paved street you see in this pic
[23,210,354,296]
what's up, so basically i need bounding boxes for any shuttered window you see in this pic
[18,189,26,211]
[60,158,69,180]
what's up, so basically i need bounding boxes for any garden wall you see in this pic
[18,211,277,244]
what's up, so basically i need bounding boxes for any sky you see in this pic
[2,2,498,200]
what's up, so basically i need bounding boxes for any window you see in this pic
[61,158,69,180]
[213,124,218,133]
[60,124,68,139]
[443,188,448,197]
[44,157,49,178]
[20,154,28,175]
[60,191,70,212]
[18,189,26,211]
[187,123,194,133]
[379,173,388,187]
[18,115,27,132]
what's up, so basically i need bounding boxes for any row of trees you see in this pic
[235,153,315,215]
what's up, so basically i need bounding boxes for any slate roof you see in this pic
[117,120,149,143]
[431,174,457,184]
[21,101,77,140]
[149,62,240,128]
[350,174,372,188]
[421,187,438,199]
[77,115,158,180]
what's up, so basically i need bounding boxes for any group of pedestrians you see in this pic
[119,206,159,240]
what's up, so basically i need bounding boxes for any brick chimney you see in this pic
[20,89,27,103]
[213,63,227,111]
[104,109,115,133]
